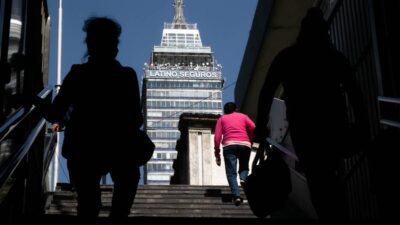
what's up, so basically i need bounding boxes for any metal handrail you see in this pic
[266,137,298,161]
[0,119,46,188]
[266,136,369,182]
[0,108,29,142]
[380,119,400,128]
[0,86,53,189]
[378,96,400,128]
[0,86,52,141]
[378,96,400,104]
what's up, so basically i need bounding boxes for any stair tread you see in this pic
[47,184,255,219]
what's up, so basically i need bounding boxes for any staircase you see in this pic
[46,183,254,217]
[42,183,265,224]
[41,183,308,224]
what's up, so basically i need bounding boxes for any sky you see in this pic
[46,0,258,183]
[47,0,258,104]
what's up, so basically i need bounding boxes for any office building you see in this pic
[142,0,224,184]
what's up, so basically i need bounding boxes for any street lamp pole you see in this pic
[57,0,62,88]
[52,0,63,191]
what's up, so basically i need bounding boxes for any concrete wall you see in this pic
[188,128,227,185]
[174,113,257,186]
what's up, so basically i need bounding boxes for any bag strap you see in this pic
[251,127,290,171]
[251,147,261,171]
[251,140,270,171]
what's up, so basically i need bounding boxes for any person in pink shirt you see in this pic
[214,102,256,206]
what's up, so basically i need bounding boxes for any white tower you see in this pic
[142,0,224,185]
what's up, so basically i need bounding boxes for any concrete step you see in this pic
[46,183,254,218]
[39,214,274,225]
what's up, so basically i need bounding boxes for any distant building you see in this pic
[142,0,223,185]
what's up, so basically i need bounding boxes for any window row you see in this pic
[151,54,213,68]
[152,152,177,160]
[154,141,176,149]
[147,111,180,118]
[146,110,221,119]
[161,33,202,47]
[146,81,222,89]
[147,90,221,99]
[147,163,174,172]
[146,100,222,109]
[146,174,172,181]
[147,120,179,129]
[148,131,180,139]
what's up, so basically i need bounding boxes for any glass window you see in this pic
[1,0,6,45]
[1,0,27,121]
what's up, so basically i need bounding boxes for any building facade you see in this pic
[142,0,223,185]
[1,0,53,221]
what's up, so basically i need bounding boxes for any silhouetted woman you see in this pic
[46,17,143,220]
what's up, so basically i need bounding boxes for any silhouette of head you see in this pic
[83,17,121,60]
[224,102,237,114]
[297,7,330,46]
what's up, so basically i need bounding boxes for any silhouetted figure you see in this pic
[214,102,255,206]
[254,8,368,220]
[46,17,143,220]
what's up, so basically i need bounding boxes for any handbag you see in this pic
[135,129,155,166]
[243,142,292,218]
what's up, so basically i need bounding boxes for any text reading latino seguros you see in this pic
[148,70,221,79]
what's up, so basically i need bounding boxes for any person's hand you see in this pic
[51,123,61,132]
[214,148,220,157]
[214,148,221,166]
[215,155,221,166]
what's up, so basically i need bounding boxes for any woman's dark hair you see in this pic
[224,102,237,114]
[83,17,121,43]
[82,17,121,59]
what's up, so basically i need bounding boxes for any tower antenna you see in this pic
[172,0,187,29]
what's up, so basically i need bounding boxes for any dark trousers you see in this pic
[67,158,140,219]
[291,133,348,220]
[222,145,251,198]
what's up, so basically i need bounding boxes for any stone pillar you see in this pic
[172,113,228,185]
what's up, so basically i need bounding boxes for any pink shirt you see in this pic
[214,112,256,150]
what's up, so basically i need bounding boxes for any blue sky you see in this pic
[47,0,258,103]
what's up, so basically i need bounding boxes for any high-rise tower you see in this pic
[142,0,224,185]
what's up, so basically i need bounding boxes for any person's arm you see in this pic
[46,65,78,123]
[246,115,256,142]
[214,117,223,165]
[254,53,284,144]
[129,68,143,129]
[118,67,143,130]
[127,67,143,128]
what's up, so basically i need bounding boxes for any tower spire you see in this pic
[172,0,187,28]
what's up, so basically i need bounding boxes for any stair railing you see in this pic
[0,86,57,222]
